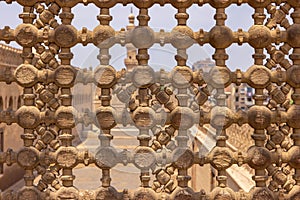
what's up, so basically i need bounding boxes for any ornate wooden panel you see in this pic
[0,0,300,199]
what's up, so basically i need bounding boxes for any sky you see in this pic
[0,2,259,71]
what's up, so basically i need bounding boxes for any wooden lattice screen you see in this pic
[0,0,300,199]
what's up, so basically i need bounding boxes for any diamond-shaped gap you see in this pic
[188,162,215,192]
[72,44,99,68]
[226,4,253,31]
[110,4,139,31]
[0,2,22,29]
[187,44,214,70]
[187,4,215,31]
[148,43,176,72]
[226,43,253,71]
[73,162,102,190]
[149,4,177,31]
[72,4,99,30]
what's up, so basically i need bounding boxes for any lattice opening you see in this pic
[0,0,300,199]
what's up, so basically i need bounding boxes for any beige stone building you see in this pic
[226,83,254,112]
[0,43,24,190]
